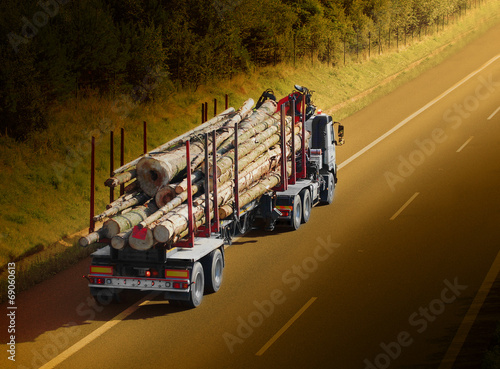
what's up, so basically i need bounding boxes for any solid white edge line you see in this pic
[390,192,420,220]
[439,251,500,368]
[487,106,500,120]
[255,297,317,356]
[40,293,156,369]
[456,136,474,152]
[337,54,500,171]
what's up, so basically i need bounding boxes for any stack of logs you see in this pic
[80,97,309,251]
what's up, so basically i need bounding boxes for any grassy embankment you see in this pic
[0,0,499,301]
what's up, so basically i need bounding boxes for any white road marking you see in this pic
[40,293,156,369]
[338,54,500,170]
[256,297,317,356]
[456,136,474,153]
[487,106,500,120]
[439,250,500,368]
[390,192,420,220]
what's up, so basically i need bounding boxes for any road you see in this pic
[2,20,500,369]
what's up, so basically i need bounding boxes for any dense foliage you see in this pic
[0,0,473,139]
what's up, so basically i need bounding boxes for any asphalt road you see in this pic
[2,20,500,369]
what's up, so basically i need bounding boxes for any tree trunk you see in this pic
[94,192,149,222]
[112,106,237,175]
[103,200,158,238]
[105,169,136,188]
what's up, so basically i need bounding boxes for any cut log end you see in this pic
[129,228,155,250]
[136,157,172,197]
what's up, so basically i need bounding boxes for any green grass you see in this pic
[0,0,499,302]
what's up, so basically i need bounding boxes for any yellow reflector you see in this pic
[165,269,189,279]
[90,266,113,275]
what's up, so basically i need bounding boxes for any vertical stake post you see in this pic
[290,100,296,185]
[143,121,147,154]
[89,136,95,233]
[212,130,219,233]
[225,94,229,110]
[234,122,240,220]
[204,133,211,237]
[299,95,307,179]
[214,98,217,117]
[109,131,114,203]
[185,140,194,247]
[120,128,125,196]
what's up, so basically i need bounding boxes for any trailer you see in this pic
[85,85,345,308]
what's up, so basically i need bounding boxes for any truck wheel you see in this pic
[301,189,312,224]
[291,194,302,230]
[320,173,335,205]
[186,262,205,308]
[203,249,224,294]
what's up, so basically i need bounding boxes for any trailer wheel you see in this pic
[291,194,302,230]
[203,249,224,294]
[301,189,312,224]
[186,262,204,308]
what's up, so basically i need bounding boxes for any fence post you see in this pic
[343,35,346,66]
[368,32,371,58]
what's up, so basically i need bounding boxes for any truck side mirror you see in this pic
[337,124,345,145]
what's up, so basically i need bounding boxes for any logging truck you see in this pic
[85,85,345,308]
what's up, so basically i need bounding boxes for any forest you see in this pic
[0,0,475,140]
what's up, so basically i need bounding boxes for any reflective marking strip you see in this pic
[165,269,189,279]
[89,266,113,275]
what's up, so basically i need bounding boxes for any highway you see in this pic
[2,20,500,369]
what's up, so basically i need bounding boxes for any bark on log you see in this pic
[174,170,204,194]
[112,107,236,175]
[136,139,205,197]
[105,170,136,188]
[94,192,149,222]
[79,227,108,247]
[103,200,158,238]
[111,229,132,250]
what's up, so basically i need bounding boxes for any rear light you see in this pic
[281,210,290,217]
[145,270,151,277]
[173,282,189,289]
[95,278,105,285]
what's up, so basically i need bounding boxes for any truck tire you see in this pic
[203,249,224,294]
[292,194,302,230]
[301,189,312,224]
[186,262,204,308]
[320,173,335,205]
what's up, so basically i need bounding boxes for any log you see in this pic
[111,229,132,250]
[112,106,237,175]
[174,170,204,194]
[79,227,108,247]
[103,200,158,238]
[94,192,149,222]
[136,139,205,197]
[154,182,183,208]
[105,169,136,188]
[217,100,278,154]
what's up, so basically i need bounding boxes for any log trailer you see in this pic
[86,85,345,308]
